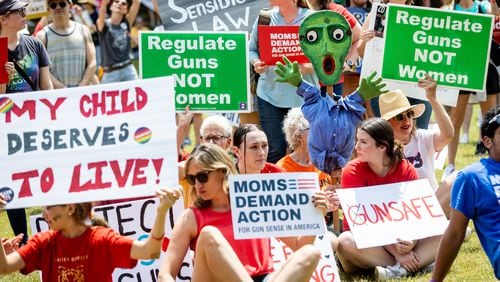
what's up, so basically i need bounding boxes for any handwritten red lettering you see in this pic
[80,87,148,118]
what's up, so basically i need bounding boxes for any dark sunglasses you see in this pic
[49,1,67,9]
[394,110,415,122]
[114,0,128,6]
[6,7,26,16]
[185,171,214,185]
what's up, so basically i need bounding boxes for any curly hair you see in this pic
[283,108,309,150]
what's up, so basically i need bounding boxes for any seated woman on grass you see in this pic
[336,118,440,280]
[158,144,330,282]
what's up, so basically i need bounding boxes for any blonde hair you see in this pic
[185,144,238,208]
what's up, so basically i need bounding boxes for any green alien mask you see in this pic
[299,11,352,85]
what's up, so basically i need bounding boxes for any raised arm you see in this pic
[129,188,181,260]
[126,0,141,27]
[0,195,26,274]
[418,73,454,152]
[357,15,374,58]
[158,209,198,282]
[97,0,110,32]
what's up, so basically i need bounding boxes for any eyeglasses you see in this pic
[185,171,214,185]
[114,0,128,6]
[200,135,228,144]
[5,7,26,16]
[49,1,67,9]
[394,110,415,122]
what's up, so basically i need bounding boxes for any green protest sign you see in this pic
[140,31,250,112]
[382,5,493,91]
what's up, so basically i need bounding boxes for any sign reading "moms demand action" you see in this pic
[382,5,493,91]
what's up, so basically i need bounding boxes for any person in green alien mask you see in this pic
[275,10,387,176]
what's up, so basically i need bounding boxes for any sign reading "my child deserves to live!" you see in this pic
[382,5,493,92]
[140,31,250,113]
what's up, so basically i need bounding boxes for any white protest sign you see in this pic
[29,198,193,281]
[336,179,448,249]
[229,172,326,239]
[0,77,178,208]
[271,235,340,282]
[360,3,459,107]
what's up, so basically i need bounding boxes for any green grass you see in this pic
[0,105,496,281]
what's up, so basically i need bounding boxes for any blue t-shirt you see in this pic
[451,157,500,279]
[454,0,491,13]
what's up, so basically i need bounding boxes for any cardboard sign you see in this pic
[0,77,178,208]
[229,172,326,239]
[336,179,448,249]
[382,5,493,92]
[361,3,459,106]
[29,198,193,282]
[140,31,250,112]
[258,25,309,65]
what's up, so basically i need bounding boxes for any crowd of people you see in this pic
[0,0,499,281]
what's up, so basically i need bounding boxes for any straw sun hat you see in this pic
[379,89,426,120]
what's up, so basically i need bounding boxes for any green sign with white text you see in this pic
[382,5,493,91]
[140,31,250,112]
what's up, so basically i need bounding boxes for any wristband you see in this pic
[150,233,164,241]
[430,279,437,282]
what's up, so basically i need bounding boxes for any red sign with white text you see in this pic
[258,25,309,65]
[0,37,8,84]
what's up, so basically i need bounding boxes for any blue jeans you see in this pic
[101,64,138,84]
[257,96,289,163]
[370,96,432,129]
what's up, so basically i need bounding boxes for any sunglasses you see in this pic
[6,7,26,16]
[200,135,228,144]
[49,1,67,9]
[394,110,415,122]
[185,171,214,185]
[114,0,128,6]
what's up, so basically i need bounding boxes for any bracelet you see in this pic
[150,233,164,241]
[429,279,437,282]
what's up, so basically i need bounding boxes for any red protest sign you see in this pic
[258,25,309,65]
[0,37,8,84]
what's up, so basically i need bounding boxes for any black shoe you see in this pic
[475,142,487,155]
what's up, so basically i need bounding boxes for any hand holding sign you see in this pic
[156,187,182,213]
[0,194,6,209]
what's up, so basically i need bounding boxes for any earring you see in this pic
[68,212,72,216]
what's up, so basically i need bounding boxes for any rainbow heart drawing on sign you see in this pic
[0,97,13,113]
[134,127,152,144]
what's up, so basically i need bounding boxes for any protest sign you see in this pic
[272,235,340,282]
[336,179,448,249]
[361,3,459,106]
[26,0,49,20]
[0,77,178,209]
[30,198,193,282]
[140,31,250,112]
[157,0,267,32]
[229,172,326,239]
[258,25,308,65]
[382,4,493,92]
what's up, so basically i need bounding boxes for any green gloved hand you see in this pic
[274,56,303,87]
[357,71,388,101]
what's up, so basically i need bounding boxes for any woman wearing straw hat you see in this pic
[379,75,454,190]
[379,74,454,215]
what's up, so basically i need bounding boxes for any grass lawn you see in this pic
[0,105,497,281]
